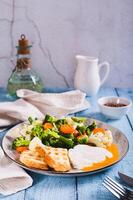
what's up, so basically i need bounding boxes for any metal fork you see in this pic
[103,176,133,200]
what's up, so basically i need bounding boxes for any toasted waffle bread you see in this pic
[20,149,48,170]
[42,146,71,172]
[28,137,71,172]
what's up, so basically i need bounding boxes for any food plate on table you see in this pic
[2,115,129,177]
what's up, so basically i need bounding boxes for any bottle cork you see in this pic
[17,34,31,54]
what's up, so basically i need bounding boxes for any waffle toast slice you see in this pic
[41,146,71,172]
[20,149,48,170]
[28,137,71,172]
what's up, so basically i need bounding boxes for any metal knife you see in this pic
[118,171,133,187]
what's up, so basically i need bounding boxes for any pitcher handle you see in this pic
[99,62,110,86]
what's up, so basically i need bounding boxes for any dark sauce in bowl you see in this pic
[104,103,127,107]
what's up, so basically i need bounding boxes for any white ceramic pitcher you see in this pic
[74,55,110,96]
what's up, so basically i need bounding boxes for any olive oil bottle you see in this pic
[7,34,43,97]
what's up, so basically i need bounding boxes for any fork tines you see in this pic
[103,176,133,200]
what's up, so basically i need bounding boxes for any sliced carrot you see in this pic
[60,124,77,134]
[16,146,28,153]
[93,127,105,134]
[43,122,53,129]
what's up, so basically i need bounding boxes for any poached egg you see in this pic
[68,144,113,170]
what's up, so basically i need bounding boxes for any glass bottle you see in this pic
[7,34,43,97]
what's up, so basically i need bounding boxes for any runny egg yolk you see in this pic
[82,144,119,172]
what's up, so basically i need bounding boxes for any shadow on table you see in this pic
[88,112,106,120]
[27,169,109,185]
[26,170,73,186]
[88,112,118,123]
[26,171,47,185]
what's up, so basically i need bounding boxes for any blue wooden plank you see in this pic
[76,87,133,200]
[0,190,25,200]
[0,88,15,102]
[0,192,25,200]
[115,88,133,129]
[24,173,75,200]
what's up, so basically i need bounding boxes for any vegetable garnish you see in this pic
[12,115,104,150]
[11,115,117,173]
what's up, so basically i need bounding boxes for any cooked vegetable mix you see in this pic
[12,115,106,149]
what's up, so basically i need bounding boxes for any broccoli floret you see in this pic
[31,124,44,140]
[77,134,89,144]
[55,119,67,129]
[88,121,96,131]
[44,114,56,123]
[42,129,74,149]
[42,129,59,139]
[60,133,74,139]
[72,117,87,123]
[49,138,60,147]
[76,125,87,134]
[41,129,60,146]
[86,127,92,136]
[57,136,74,149]
[12,136,30,149]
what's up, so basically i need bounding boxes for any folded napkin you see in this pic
[0,89,90,127]
[0,147,33,196]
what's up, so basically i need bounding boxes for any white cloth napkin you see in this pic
[0,89,90,127]
[0,147,33,196]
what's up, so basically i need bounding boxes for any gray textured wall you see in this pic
[0,0,133,88]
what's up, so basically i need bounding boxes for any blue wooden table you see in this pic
[0,87,133,200]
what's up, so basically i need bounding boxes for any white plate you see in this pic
[1,119,129,177]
